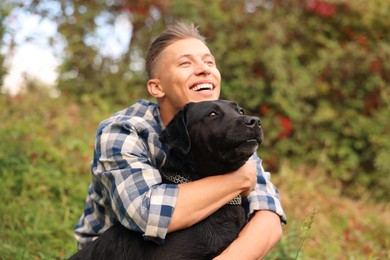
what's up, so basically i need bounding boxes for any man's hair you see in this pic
[145,22,206,79]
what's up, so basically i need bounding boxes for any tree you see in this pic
[2,0,389,199]
[0,3,12,90]
[165,0,390,199]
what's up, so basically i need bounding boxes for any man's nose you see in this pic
[194,61,211,76]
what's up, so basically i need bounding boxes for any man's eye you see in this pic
[208,111,217,117]
[179,61,191,66]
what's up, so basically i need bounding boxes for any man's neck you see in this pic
[157,101,176,127]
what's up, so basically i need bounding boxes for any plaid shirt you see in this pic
[74,99,286,249]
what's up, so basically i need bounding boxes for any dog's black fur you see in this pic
[69,100,263,260]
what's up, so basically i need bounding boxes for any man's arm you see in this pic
[168,160,257,232]
[213,210,283,260]
[211,154,285,259]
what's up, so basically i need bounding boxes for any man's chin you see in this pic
[189,91,220,102]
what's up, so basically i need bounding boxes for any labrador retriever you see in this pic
[69,100,263,260]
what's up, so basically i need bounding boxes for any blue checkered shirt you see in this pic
[74,99,286,249]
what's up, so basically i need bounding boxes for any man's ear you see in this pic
[160,107,191,155]
[147,79,165,98]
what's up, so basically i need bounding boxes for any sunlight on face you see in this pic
[154,38,221,111]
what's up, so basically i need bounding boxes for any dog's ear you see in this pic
[160,107,191,155]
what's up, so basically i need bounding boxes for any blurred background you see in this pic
[1,0,389,259]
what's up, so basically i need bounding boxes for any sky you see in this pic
[2,8,60,95]
[1,3,132,95]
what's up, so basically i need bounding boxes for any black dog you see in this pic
[69,100,263,260]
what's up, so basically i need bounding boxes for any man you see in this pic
[74,22,286,259]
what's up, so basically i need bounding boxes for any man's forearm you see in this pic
[168,160,257,232]
[168,174,249,232]
[214,210,283,260]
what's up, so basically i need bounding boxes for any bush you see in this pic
[10,0,388,199]
[165,0,390,200]
[0,90,101,258]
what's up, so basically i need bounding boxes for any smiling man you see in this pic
[74,22,286,259]
[146,37,221,126]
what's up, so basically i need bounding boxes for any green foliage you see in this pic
[268,163,390,259]
[164,0,390,200]
[4,0,389,201]
[51,0,169,105]
[55,0,148,105]
[0,91,102,259]
[1,89,389,259]
[1,0,390,258]
[0,3,12,87]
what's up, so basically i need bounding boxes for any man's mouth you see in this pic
[190,83,214,92]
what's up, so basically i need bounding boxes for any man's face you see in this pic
[153,38,221,111]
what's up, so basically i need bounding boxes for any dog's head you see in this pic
[160,100,263,179]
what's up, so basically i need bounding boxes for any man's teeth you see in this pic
[191,83,213,91]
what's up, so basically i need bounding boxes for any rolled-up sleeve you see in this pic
[244,154,287,224]
[75,117,179,247]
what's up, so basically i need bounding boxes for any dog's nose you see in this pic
[244,116,260,127]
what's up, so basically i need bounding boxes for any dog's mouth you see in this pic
[228,131,262,150]
[245,134,263,145]
[246,138,259,144]
[232,138,260,151]
[242,139,260,150]
[190,83,214,92]
[218,138,259,164]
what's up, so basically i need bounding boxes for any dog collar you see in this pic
[163,173,242,205]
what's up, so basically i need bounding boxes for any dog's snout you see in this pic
[244,116,260,127]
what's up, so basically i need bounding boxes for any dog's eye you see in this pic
[208,111,217,118]
[239,109,245,115]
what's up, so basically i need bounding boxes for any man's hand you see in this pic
[232,159,257,197]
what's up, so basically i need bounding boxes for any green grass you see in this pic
[267,163,390,259]
[1,93,389,259]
